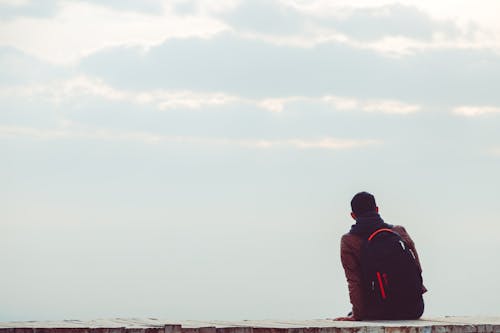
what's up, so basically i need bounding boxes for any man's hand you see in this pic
[332,315,356,321]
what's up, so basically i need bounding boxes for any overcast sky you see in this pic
[1,0,500,322]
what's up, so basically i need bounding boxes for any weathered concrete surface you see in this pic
[0,318,499,333]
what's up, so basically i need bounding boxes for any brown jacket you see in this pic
[340,225,425,320]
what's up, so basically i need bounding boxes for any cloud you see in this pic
[316,4,459,42]
[1,76,423,116]
[219,0,304,35]
[277,2,461,42]
[78,34,500,106]
[362,100,420,114]
[257,95,420,114]
[0,47,68,84]
[286,0,500,42]
[0,124,166,144]
[0,76,242,110]
[0,0,59,19]
[0,124,380,150]
[279,137,380,150]
[2,1,498,66]
[0,0,29,4]
[173,0,240,16]
[488,147,500,156]
[452,106,500,117]
[257,97,305,112]
[213,1,488,57]
[0,1,228,65]
[79,0,167,14]
[321,95,358,110]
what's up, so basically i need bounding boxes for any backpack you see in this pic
[360,228,423,319]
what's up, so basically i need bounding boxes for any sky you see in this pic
[1,0,500,322]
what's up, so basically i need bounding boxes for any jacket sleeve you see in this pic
[340,234,365,320]
[396,226,428,293]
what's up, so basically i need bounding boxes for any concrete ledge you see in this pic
[0,318,499,333]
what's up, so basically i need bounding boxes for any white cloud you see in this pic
[453,106,500,117]
[257,97,306,112]
[241,137,380,149]
[322,95,359,110]
[488,147,500,156]
[286,0,500,35]
[400,0,500,33]
[355,33,500,56]
[232,1,500,56]
[155,92,240,110]
[0,0,30,6]
[0,125,165,144]
[0,124,380,150]
[2,0,499,65]
[256,95,420,115]
[284,137,380,149]
[362,100,420,114]
[258,98,287,113]
[0,76,241,110]
[0,76,422,115]
[253,1,500,56]
[193,0,242,15]
[3,0,500,66]
[0,1,228,65]
[354,35,431,56]
[256,95,360,113]
[0,76,127,103]
[238,25,499,58]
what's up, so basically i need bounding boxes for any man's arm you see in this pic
[396,226,427,293]
[340,234,365,320]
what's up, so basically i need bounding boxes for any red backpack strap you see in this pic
[368,228,395,241]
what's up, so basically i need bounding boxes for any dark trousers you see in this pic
[366,296,424,320]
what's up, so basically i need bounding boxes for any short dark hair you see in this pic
[351,191,377,215]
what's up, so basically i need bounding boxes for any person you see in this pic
[335,191,426,321]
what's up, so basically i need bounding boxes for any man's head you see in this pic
[350,191,378,219]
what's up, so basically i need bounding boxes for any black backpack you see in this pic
[360,228,423,319]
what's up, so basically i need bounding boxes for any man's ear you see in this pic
[376,206,379,213]
[350,212,356,220]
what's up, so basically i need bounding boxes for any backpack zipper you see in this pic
[376,271,387,300]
